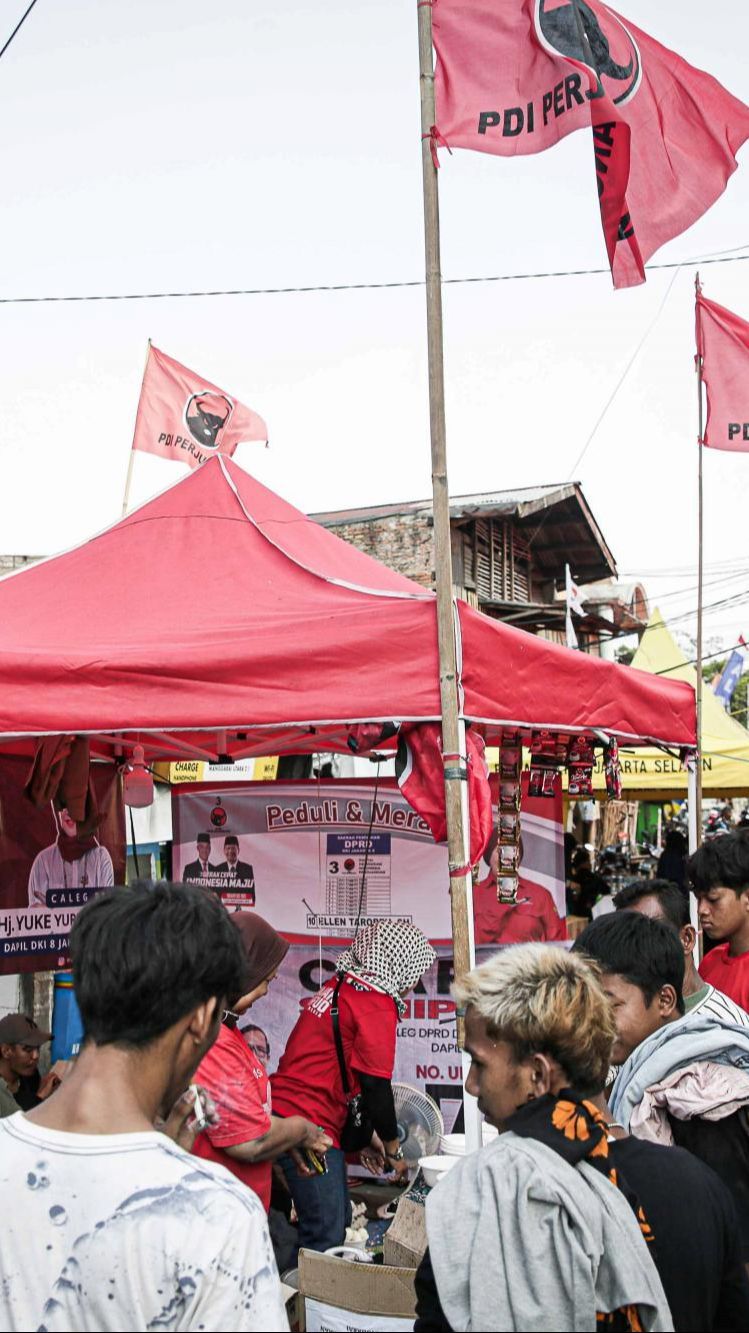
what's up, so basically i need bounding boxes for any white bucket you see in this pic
[418,1154,460,1187]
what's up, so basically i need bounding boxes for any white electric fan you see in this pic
[391,1083,444,1163]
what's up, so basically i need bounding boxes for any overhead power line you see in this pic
[1,243,748,307]
[636,567,749,609]
[0,0,40,63]
[655,639,747,675]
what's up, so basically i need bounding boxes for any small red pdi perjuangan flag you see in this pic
[132,345,268,470]
[697,294,749,453]
[433,0,749,288]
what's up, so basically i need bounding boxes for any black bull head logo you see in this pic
[185,392,234,449]
[537,0,639,103]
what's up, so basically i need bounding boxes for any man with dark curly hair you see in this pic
[689,830,749,1012]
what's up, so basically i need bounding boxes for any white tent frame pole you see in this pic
[695,275,704,844]
[687,758,701,954]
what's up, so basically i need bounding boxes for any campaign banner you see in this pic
[172,780,452,942]
[0,757,126,975]
[172,778,565,945]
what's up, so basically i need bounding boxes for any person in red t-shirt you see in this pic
[473,833,567,946]
[192,912,331,1212]
[689,830,749,1012]
[271,921,436,1253]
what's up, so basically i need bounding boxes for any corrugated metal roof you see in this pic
[312,481,616,581]
[310,483,573,525]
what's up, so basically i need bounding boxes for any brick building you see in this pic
[312,482,648,655]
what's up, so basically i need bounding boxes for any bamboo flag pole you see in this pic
[416,2,474,1023]
[695,274,704,844]
[121,339,152,517]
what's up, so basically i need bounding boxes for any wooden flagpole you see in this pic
[416,2,474,1025]
[122,339,152,517]
[695,274,704,844]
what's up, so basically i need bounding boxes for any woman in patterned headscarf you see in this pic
[271,920,436,1254]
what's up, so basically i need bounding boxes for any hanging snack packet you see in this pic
[499,843,519,871]
[604,738,622,800]
[500,778,521,811]
[568,736,595,766]
[499,811,519,844]
[497,873,519,905]
[568,764,594,798]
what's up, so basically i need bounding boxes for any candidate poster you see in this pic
[173,778,564,1115]
[171,777,565,945]
[0,757,126,975]
[172,780,453,941]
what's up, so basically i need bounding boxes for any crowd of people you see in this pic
[2,828,749,1329]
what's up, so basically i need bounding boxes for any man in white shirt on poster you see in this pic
[27,805,114,906]
[0,881,288,1333]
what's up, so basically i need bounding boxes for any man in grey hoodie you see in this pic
[419,946,672,1333]
[417,943,749,1333]
[575,911,749,1259]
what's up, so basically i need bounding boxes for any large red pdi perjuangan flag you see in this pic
[131,344,268,470]
[697,293,749,453]
[432,0,749,288]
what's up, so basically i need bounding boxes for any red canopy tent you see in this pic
[0,457,695,759]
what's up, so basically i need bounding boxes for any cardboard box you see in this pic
[382,1175,429,1269]
[299,1250,416,1332]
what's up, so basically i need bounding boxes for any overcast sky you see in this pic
[1,0,748,653]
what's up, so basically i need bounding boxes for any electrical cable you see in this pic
[629,567,749,607]
[0,0,40,64]
[563,265,682,481]
[654,638,748,675]
[354,760,382,933]
[662,588,749,629]
[1,243,748,307]
[128,805,140,879]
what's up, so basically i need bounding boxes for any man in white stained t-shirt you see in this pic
[27,805,114,906]
[0,881,288,1333]
[614,878,749,1026]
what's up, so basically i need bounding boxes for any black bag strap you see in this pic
[331,973,351,1096]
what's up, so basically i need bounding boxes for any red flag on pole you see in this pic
[132,345,268,471]
[697,294,749,452]
[433,0,749,288]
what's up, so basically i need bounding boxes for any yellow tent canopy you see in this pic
[589,609,749,801]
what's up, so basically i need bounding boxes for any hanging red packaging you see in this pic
[604,738,622,800]
[568,736,595,766]
[568,764,594,798]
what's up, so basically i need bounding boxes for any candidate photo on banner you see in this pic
[0,757,126,975]
[171,780,454,940]
[472,775,566,946]
[171,777,566,947]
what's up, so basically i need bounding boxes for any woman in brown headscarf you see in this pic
[192,911,331,1210]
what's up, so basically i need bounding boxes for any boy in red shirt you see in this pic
[689,830,749,1012]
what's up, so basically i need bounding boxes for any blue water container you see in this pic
[51,972,84,1061]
